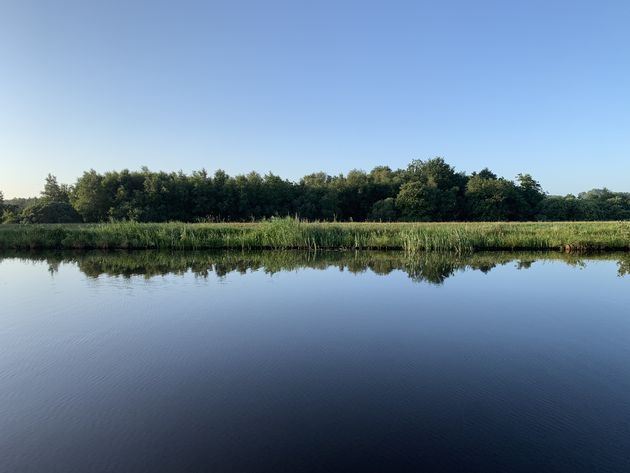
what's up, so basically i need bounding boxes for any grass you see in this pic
[1,218,630,252]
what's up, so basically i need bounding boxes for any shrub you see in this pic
[19,201,82,224]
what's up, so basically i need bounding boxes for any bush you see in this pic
[2,209,17,224]
[368,198,398,221]
[19,201,82,224]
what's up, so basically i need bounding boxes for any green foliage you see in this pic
[465,175,526,221]
[536,189,630,221]
[396,158,465,221]
[18,201,82,224]
[2,197,39,213]
[537,195,582,220]
[368,198,398,221]
[41,174,71,203]
[2,209,17,224]
[72,170,111,222]
[0,191,12,224]
[516,173,545,217]
[11,158,630,223]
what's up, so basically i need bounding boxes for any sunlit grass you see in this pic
[1,218,630,252]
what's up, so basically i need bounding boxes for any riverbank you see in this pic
[1,219,630,252]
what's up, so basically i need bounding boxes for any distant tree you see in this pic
[212,169,237,219]
[472,168,498,180]
[0,190,10,223]
[465,174,526,221]
[516,173,545,219]
[12,157,630,223]
[72,170,111,222]
[368,166,403,204]
[261,173,295,217]
[536,195,574,220]
[323,170,373,220]
[295,173,340,220]
[574,188,630,220]
[0,191,23,224]
[1,197,39,212]
[396,158,466,221]
[41,174,71,203]
[368,198,398,221]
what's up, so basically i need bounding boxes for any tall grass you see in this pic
[1,218,630,252]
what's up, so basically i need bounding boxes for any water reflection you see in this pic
[3,249,630,472]
[2,249,629,284]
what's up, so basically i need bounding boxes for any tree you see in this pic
[41,174,70,203]
[0,190,12,223]
[473,168,497,180]
[516,173,545,219]
[396,158,466,221]
[295,173,340,220]
[30,158,630,223]
[536,195,573,220]
[2,209,17,224]
[335,169,371,220]
[368,198,397,221]
[465,174,526,221]
[368,166,403,205]
[0,191,21,224]
[72,170,112,222]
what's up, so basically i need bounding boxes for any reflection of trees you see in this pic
[1,250,629,285]
[618,256,630,277]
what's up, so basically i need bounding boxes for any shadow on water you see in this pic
[2,249,630,284]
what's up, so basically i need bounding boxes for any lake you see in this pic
[2,250,630,472]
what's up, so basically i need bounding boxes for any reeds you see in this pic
[1,218,630,252]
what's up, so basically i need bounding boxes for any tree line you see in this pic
[2,158,630,223]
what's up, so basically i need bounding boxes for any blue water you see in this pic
[1,251,630,472]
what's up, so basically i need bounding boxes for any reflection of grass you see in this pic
[3,249,629,285]
[1,219,630,252]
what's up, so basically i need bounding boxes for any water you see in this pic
[2,250,630,472]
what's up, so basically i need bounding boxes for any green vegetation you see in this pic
[1,219,629,252]
[3,249,630,285]
[17,201,82,224]
[3,158,630,224]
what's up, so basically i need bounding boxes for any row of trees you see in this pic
[2,158,630,223]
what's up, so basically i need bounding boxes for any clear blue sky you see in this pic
[1,0,629,198]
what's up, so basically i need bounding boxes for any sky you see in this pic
[1,0,629,198]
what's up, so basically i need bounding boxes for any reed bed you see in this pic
[1,219,630,252]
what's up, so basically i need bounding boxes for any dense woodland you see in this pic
[2,158,630,223]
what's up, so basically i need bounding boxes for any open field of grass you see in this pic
[1,219,630,252]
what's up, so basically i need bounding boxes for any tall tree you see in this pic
[72,170,111,222]
[6,159,580,223]
[41,174,70,203]
[516,173,545,219]
[465,174,526,221]
[396,158,466,221]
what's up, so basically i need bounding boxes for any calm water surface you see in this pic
[2,251,630,472]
